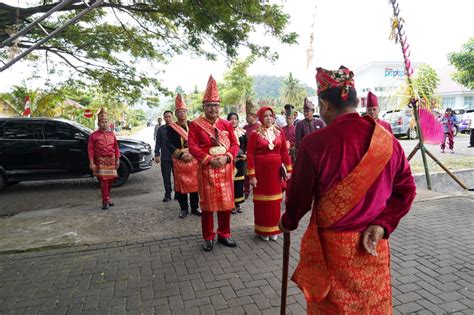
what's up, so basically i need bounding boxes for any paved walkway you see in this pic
[1,195,473,314]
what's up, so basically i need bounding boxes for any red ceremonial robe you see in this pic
[282,113,416,313]
[377,118,393,134]
[247,126,292,236]
[188,117,239,211]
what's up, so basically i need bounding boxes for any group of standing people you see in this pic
[87,66,417,313]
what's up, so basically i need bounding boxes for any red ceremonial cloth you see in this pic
[173,156,198,193]
[377,119,393,134]
[88,130,120,180]
[247,126,291,235]
[188,117,239,211]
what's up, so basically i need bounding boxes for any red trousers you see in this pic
[201,211,231,241]
[99,178,114,203]
[440,132,454,150]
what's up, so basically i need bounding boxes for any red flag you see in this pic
[23,95,31,117]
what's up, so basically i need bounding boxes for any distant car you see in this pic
[0,118,153,191]
[384,108,418,139]
[459,110,474,134]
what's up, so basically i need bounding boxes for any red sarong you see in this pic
[173,156,198,193]
[94,156,117,180]
[197,162,234,212]
[291,123,394,314]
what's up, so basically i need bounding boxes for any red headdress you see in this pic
[202,75,220,103]
[366,91,379,108]
[175,94,187,111]
[316,65,355,101]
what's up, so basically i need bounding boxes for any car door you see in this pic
[43,121,89,174]
[2,120,46,178]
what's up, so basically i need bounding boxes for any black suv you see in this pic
[0,118,153,190]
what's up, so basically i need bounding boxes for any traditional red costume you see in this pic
[281,66,416,314]
[367,91,393,133]
[247,106,292,236]
[87,108,120,206]
[188,76,239,242]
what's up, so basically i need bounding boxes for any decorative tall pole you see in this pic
[388,0,432,189]
[388,0,469,191]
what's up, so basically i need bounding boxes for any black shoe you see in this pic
[108,202,114,207]
[236,205,242,213]
[102,202,109,210]
[231,208,237,214]
[203,240,214,252]
[217,237,237,248]
[191,208,202,216]
[162,196,171,202]
[468,145,474,148]
[179,210,188,218]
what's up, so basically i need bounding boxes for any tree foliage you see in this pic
[448,38,474,89]
[220,56,255,114]
[413,64,440,101]
[0,1,297,104]
[280,72,306,107]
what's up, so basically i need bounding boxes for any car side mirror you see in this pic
[74,133,86,140]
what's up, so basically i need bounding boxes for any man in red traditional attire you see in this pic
[88,108,120,210]
[366,91,393,133]
[295,97,325,155]
[282,104,296,163]
[243,99,260,199]
[167,94,201,218]
[188,75,239,252]
[280,66,416,313]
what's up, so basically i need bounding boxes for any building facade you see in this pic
[354,61,474,111]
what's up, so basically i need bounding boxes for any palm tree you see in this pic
[280,73,306,107]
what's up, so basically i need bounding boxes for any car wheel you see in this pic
[112,159,130,188]
[408,127,418,140]
[452,125,458,137]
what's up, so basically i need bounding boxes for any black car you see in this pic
[0,118,153,190]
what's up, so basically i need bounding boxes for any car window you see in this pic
[44,123,77,140]
[4,121,43,140]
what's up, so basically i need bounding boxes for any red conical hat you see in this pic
[175,94,187,111]
[366,91,379,108]
[202,75,220,103]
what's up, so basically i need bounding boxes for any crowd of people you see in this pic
[88,67,417,313]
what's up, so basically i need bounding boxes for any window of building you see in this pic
[442,97,455,108]
[464,96,474,107]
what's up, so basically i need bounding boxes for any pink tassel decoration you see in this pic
[418,108,444,144]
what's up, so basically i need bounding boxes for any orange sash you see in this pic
[291,122,393,303]
[169,122,198,193]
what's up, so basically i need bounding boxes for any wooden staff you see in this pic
[280,231,290,315]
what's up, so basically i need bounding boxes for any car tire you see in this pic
[112,159,130,188]
[408,127,418,140]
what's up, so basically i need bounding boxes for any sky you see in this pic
[0,0,473,94]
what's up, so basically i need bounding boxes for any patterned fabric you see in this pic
[173,156,199,193]
[291,122,393,304]
[316,66,355,101]
[203,75,220,103]
[192,117,231,151]
[94,156,118,180]
[197,162,235,211]
[306,230,392,314]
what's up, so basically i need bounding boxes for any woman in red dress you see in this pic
[247,106,292,241]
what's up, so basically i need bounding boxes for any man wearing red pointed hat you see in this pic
[366,91,393,133]
[295,97,325,155]
[88,108,121,210]
[280,66,416,313]
[188,75,239,252]
[167,94,201,219]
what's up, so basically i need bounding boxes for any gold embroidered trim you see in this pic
[253,193,282,201]
[255,225,281,233]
